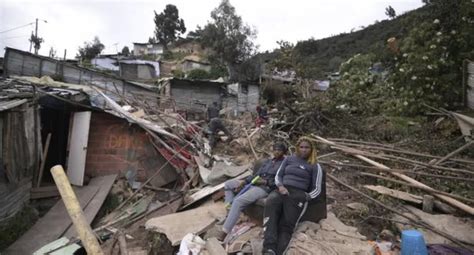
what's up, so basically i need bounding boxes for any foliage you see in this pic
[200,0,257,81]
[77,36,105,60]
[121,46,130,56]
[385,5,396,19]
[186,69,212,80]
[0,206,38,250]
[153,4,186,47]
[328,53,390,115]
[171,69,185,78]
[387,0,473,114]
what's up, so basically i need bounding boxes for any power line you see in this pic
[0,22,34,34]
[1,34,31,40]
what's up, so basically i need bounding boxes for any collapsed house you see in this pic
[157,78,260,119]
[0,48,197,224]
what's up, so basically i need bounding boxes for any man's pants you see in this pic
[263,188,308,255]
[223,180,268,233]
[209,118,231,148]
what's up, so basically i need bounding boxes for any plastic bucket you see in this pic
[401,230,428,255]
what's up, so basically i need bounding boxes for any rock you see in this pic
[287,212,374,255]
[346,202,369,213]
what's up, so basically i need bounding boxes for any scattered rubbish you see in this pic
[145,202,226,246]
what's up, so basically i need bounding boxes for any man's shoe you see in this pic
[263,249,277,255]
[215,229,227,241]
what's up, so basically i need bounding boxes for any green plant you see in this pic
[186,69,211,80]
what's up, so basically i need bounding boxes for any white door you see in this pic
[67,111,91,186]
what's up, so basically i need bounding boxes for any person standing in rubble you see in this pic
[207,101,232,148]
[216,142,288,241]
[255,105,269,127]
[262,137,323,255]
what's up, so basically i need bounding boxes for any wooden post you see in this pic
[37,133,52,187]
[50,165,104,255]
[423,195,434,213]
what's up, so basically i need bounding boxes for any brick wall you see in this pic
[85,112,177,187]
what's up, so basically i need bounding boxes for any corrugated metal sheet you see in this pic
[0,99,27,111]
[467,61,474,110]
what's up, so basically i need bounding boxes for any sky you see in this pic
[0,0,424,58]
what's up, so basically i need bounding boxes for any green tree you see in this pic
[153,4,186,48]
[121,46,130,56]
[77,36,105,60]
[200,0,257,81]
[385,5,396,19]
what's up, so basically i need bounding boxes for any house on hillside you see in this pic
[91,55,121,72]
[181,56,211,73]
[170,40,207,56]
[133,42,164,56]
[157,78,259,119]
[119,60,160,81]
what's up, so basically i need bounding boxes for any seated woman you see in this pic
[217,142,288,240]
[262,137,323,255]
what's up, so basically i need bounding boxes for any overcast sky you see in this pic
[0,0,423,58]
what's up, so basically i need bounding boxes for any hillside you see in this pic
[268,4,432,79]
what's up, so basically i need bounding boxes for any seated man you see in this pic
[216,142,288,240]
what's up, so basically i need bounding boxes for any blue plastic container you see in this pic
[401,230,428,255]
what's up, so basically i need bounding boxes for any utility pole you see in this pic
[34,18,39,54]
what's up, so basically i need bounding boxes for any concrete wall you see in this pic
[133,44,164,56]
[4,48,158,106]
[229,83,260,112]
[85,112,177,187]
[170,80,223,112]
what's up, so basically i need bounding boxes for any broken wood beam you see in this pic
[321,161,474,183]
[431,141,474,166]
[314,135,474,215]
[244,128,259,160]
[332,140,474,165]
[359,172,474,204]
[50,165,104,255]
[327,173,469,249]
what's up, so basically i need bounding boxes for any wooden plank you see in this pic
[63,174,117,238]
[364,185,422,204]
[5,183,99,254]
[182,171,251,209]
[66,111,91,186]
[30,190,60,199]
